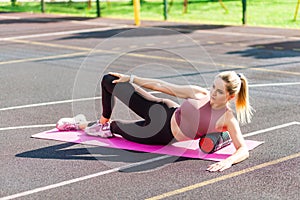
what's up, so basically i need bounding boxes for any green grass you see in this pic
[1,0,300,29]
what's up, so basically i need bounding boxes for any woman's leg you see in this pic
[101,74,178,144]
[110,113,176,145]
[101,74,178,121]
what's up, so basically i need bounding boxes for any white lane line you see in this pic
[0,155,170,200]
[0,124,56,131]
[0,26,129,41]
[0,122,298,199]
[0,16,21,19]
[0,97,101,112]
[0,81,298,112]
[249,82,300,87]
[243,121,300,138]
[71,20,128,27]
[194,29,300,40]
[0,92,160,112]
[0,79,298,112]
[2,24,299,42]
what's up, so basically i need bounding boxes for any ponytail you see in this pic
[218,71,254,124]
[236,74,254,124]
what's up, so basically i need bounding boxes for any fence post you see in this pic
[163,0,168,20]
[242,0,247,25]
[96,0,101,17]
[41,0,45,13]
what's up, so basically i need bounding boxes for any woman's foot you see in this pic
[84,122,113,138]
[56,114,87,131]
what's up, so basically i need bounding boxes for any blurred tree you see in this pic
[88,0,92,9]
[11,0,16,7]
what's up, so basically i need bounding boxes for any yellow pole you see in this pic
[133,0,141,26]
[294,0,300,21]
[219,0,229,13]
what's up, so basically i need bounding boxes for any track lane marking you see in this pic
[243,121,300,138]
[2,26,299,41]
[0,52,90,65]
[70,20,129,27]
[109,51,300,76]
[0,96,102,112]
[249,82,300,87]
[11,39,92,51]
[3,39,300,76]
[0,81,298,112]
[193,29,300,40]
[0,92,162,112]
[0,122,298,198]
[0,124,56,131]
[145,122,300,200]
[145,152,300,200]
[0,155,171,200]
[0,16,21,19]
[0,26,129,42]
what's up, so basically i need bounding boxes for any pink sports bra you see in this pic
[174,98,227,139]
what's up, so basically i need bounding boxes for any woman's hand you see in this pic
[206,159,233,172]
[109,72,130,84]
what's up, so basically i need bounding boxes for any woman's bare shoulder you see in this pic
[225,109,237,122]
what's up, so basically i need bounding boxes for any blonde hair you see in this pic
[217,71,254,124]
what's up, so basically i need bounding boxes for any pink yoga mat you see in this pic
[32,129,263,162]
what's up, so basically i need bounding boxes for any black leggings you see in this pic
[101,74,177,145]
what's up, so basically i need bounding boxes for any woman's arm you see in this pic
[109,72,208,99]
[207,113,249,172]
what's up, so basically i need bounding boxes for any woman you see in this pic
[57,71,253,172]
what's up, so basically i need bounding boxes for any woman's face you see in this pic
[210,77,231,105]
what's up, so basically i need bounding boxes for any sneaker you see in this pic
[85,122,113,138]
[56,114,87,131]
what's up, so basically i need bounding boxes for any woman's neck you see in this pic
[210,101,228,110]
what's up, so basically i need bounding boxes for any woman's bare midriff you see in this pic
[170,112,191,142]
